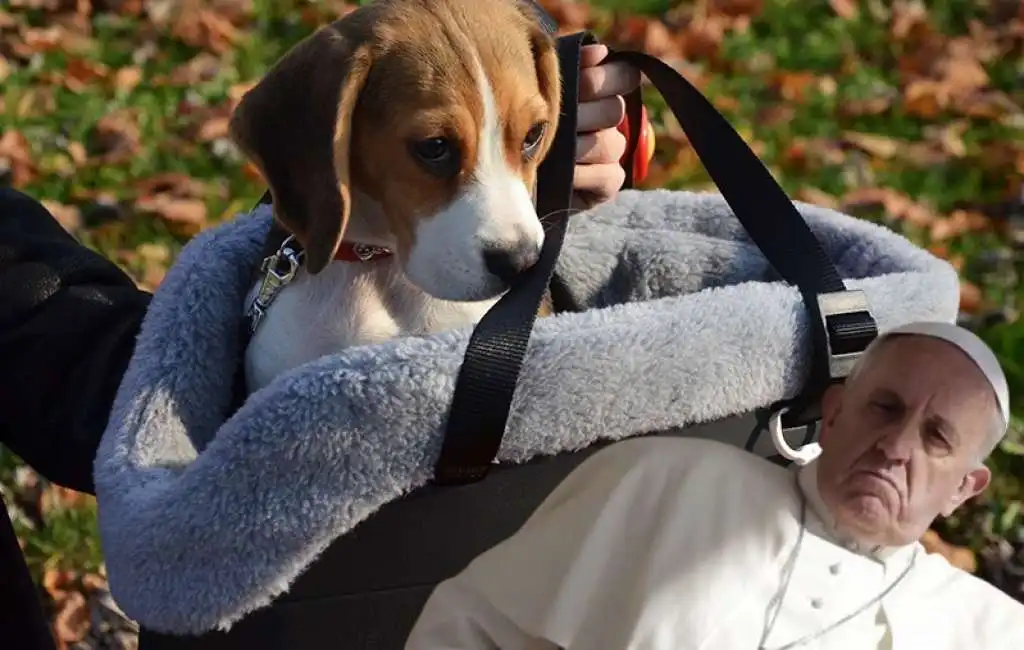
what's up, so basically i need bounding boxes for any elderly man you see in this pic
[405,321,1024,649]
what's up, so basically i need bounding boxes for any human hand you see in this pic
[572,44,642,210]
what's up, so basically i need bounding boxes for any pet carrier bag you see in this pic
[93,4,960,649]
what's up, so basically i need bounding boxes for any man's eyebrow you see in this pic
[869,387,903,403]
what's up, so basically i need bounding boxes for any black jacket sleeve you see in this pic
[0,188,152,495]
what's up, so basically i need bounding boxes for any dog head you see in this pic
[229,0,562,301]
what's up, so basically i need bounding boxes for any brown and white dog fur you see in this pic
[229,0,562,393]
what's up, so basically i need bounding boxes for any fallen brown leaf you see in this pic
[829,0,858,20]
[18,24,93,56]
[227,81,257,110]
[0,10,17,30]
[772,70,817,103]
[902,78,950,118]
[897,141,953,167]
[929,209,991,241]
[537,0,591,33]
[755,103,797,128]
[959,280,984,314]
[178,103,232,142]
[838,94,894,117]
[0,129,36,186]
[14,87,57,119]
[608,15,682,60]
[781,137,847,172]
[242,161,264,183]
[711,94,740,113]
[113,65,142,93]
[937,38,990,95]
[842,131,901,159]
[680,13,730,62]
[890,0,931,42]
[37,483,85,517]
[81,572,107,593]
[87,108,141,163]
[298,0,358,26]
[171,3,243,54]
[52,590,90,649]
[955,90,1022,122]
[66,140,88,166]
[921,529,977,573]
[135,242,171,291]
[840,186,939,227]
[62,57,111,93]
[136,194,207,234]
[162,52,222,86]
[709,0,764,18]
[42,569,77,604]
[795,186,840,210]
[135,172,208,199]
[923,122,968,158]
[41,199,83,234]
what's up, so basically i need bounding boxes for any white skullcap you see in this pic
[869,321,1010,430]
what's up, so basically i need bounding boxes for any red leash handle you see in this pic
[617,103,655,184]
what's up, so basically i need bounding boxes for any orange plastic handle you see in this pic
[616,104,655,185]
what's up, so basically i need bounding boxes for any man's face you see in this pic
[816,336,996,547]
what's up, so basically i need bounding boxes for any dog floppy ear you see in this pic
[229,25,372,274]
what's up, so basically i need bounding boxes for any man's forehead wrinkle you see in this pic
[867,385,903,403]
[861,356,988,440]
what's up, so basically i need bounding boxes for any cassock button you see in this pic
[810,597,824,609]
[829,563,841,575]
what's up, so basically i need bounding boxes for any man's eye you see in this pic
[871,401,896,412]
[926,428,950,447]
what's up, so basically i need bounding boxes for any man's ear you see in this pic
[817,383,846,446]
[941,465,991,517]
[229,24,373,274]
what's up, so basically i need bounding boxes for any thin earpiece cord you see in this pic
[758,473,919,650]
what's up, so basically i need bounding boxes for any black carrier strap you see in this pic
[433,31,598,484]
[432,45,879,484]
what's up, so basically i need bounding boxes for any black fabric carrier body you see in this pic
[137,6,879,649]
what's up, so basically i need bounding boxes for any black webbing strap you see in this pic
[432,31,596,485]
[609,52,878,428]
[433,43,879,484]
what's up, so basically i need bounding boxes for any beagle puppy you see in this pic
[230,0,563,393]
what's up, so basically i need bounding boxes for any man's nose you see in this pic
[874,423,917,461]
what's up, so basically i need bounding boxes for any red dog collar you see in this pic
[334,242,394,263]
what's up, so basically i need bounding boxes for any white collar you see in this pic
[795,459,918,564]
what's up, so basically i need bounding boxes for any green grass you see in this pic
[0,0,1021,631]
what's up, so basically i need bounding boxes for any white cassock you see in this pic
[405,437,1024,650]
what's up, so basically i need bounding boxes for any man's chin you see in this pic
[836,495,895,537]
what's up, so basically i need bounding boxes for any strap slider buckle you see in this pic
[816,290,876,380]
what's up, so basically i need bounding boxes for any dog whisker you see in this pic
[538,207,583,233]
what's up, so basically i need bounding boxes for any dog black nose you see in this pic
[483,241,541,285]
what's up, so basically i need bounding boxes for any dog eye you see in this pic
[522,122,547,157]
[410,137,460,176]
